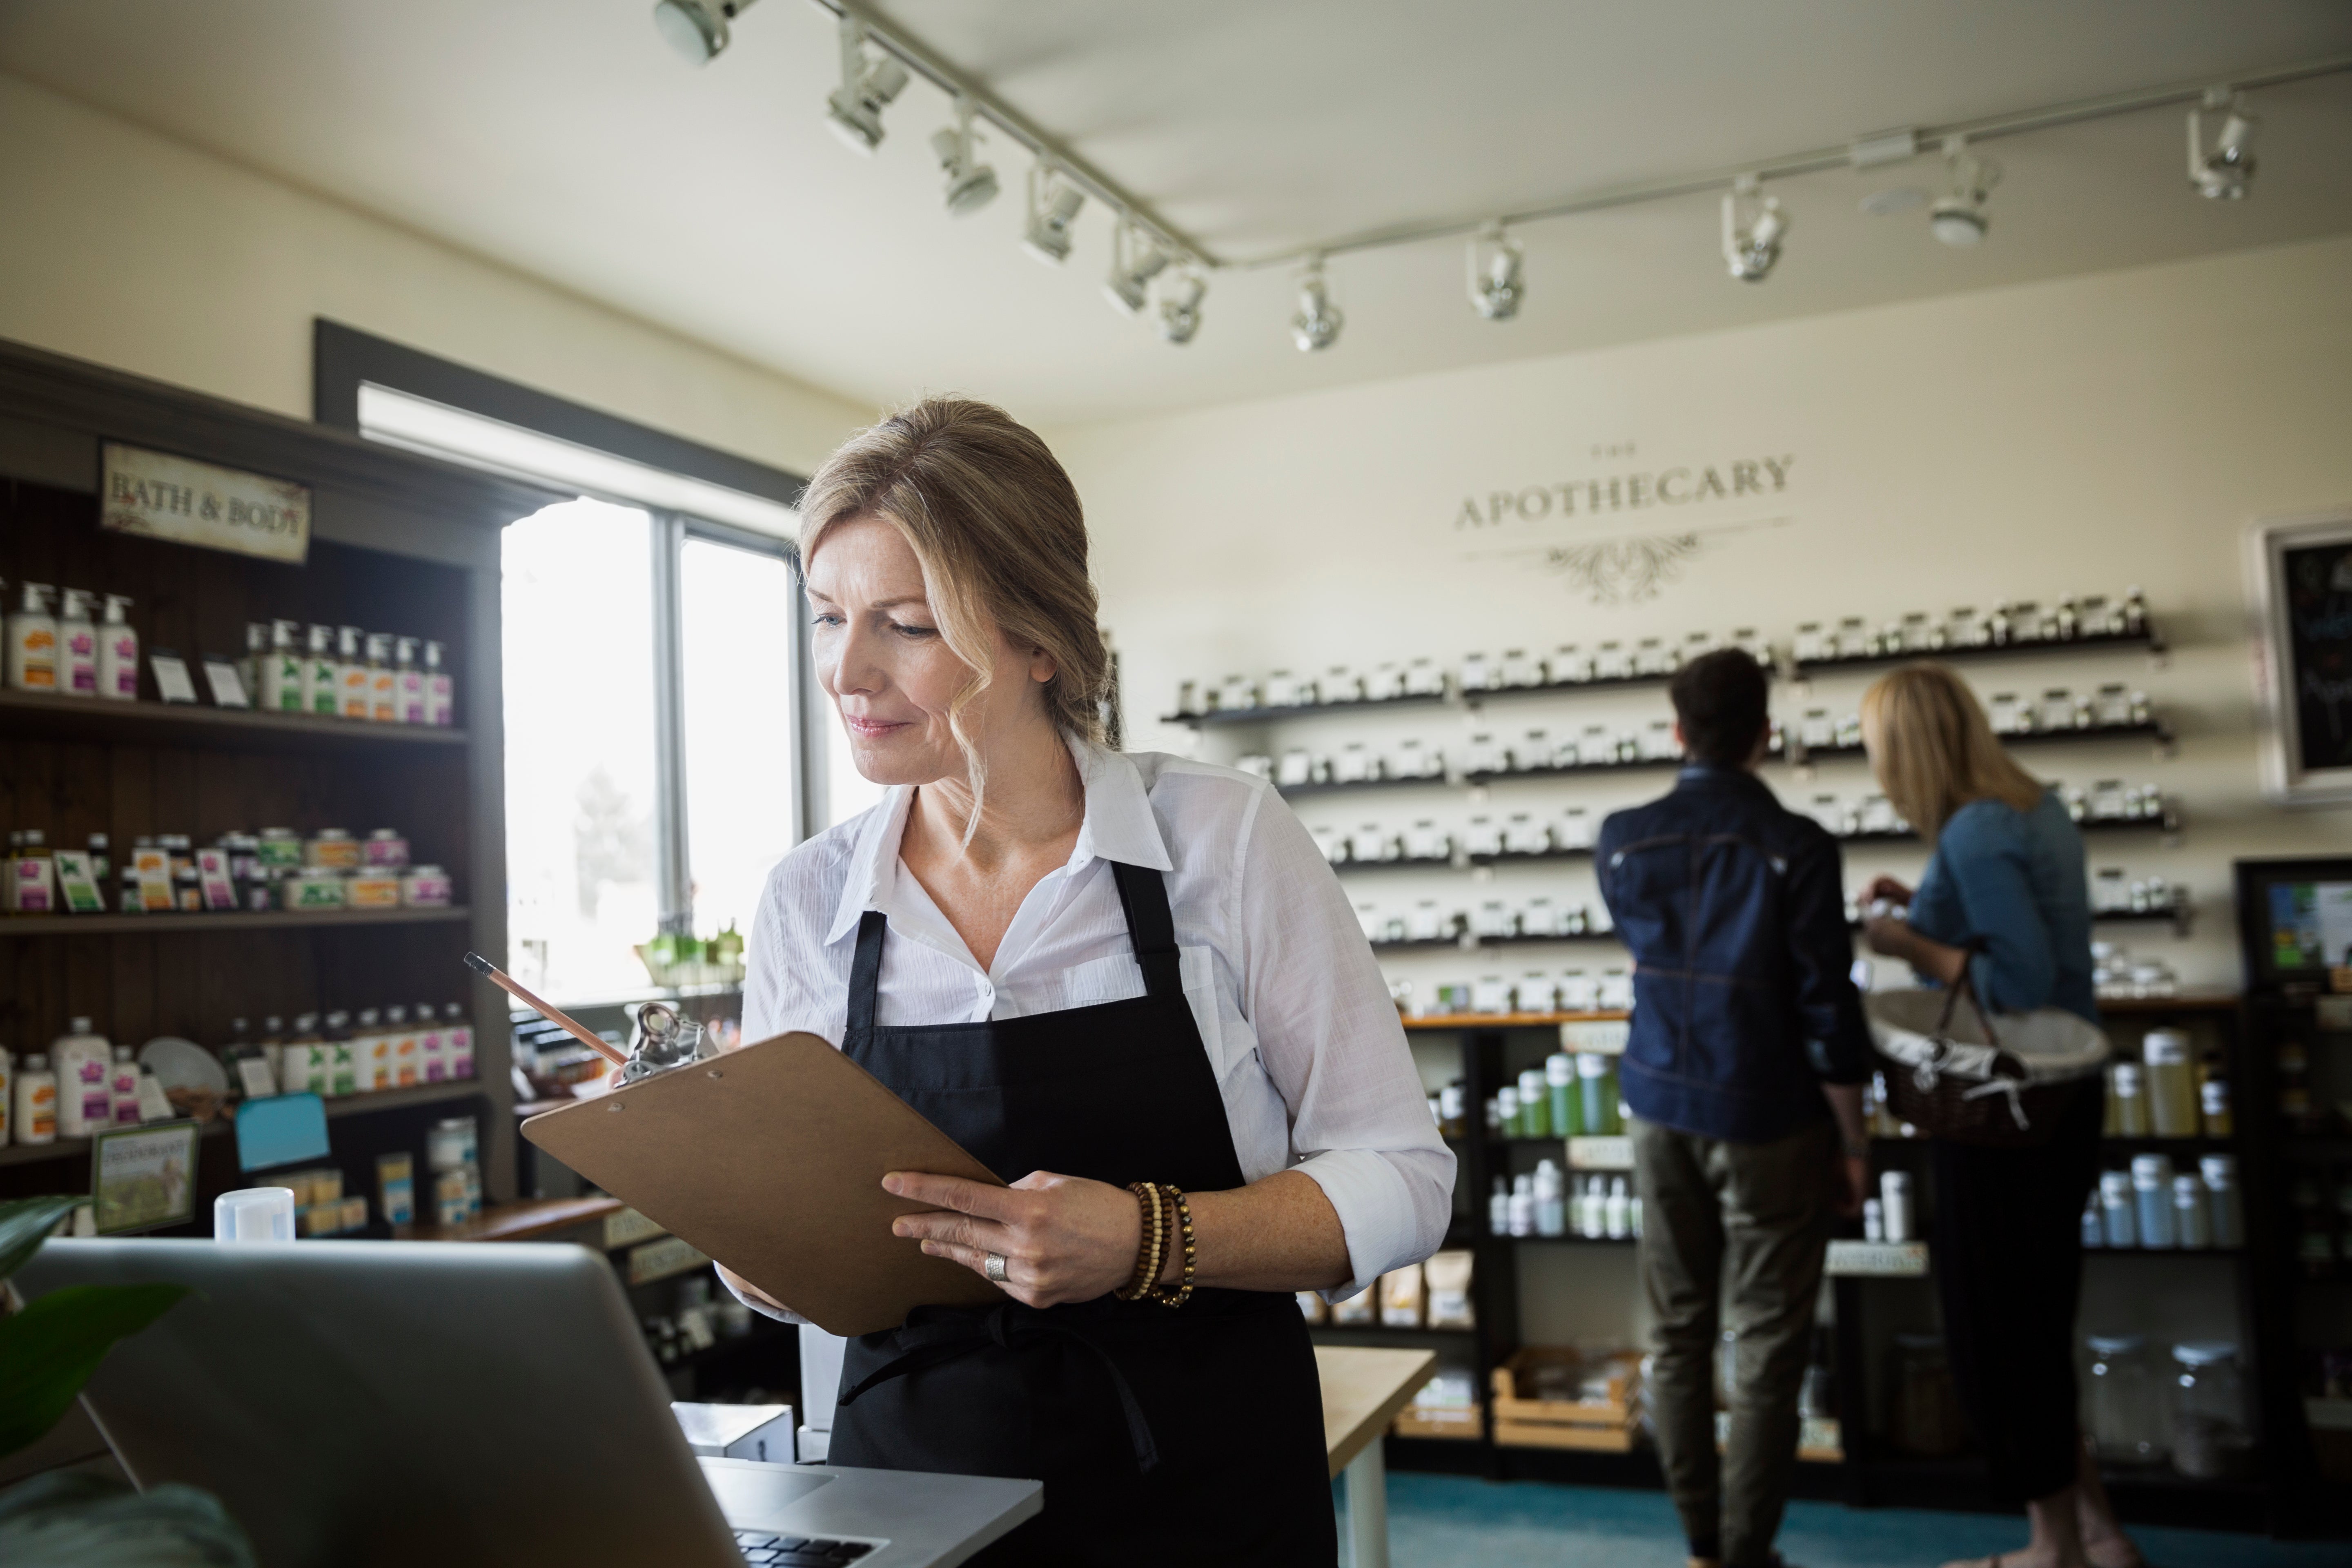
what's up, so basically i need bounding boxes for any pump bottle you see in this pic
[305,624,339,715]
[238,622,270,704]
[57,589,98,696]
[7,582,59,690]
[13,1053,56,1144]
[394,636,424,723]
[367,633,396,722]
[337,626,370,718]
[261,619,305,712]
[424,640,455,726]
[97,595,140,700]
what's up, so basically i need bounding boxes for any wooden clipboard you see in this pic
[521,1031,1005,1336]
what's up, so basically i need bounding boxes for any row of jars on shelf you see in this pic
[2085,1333,2254,1481]
[1306,781,2165,866]
[1174,589,2152,715]
[1389,970,1635,1018]
[1353,872,2180,950]
[1243,684,2156,795]
[2085,1154,2245,1251]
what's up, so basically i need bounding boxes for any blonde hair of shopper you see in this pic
[1859,662,2044,842]
[797,396,1109,818]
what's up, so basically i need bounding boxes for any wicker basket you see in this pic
[1866,983,2109,1148]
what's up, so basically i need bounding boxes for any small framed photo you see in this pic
[2247,507,2352,805]
[201,658,251,708]
[90,1120,202,1236]
[148,650,200,705]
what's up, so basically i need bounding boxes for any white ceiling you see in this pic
[4,1,2350,428]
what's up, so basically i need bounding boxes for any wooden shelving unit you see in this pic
[0,336,543,1219]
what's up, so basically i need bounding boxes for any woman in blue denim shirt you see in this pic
[1857,665,2142,1568]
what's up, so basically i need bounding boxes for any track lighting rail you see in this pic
[803,0,1215,266]
[1231,50,2352,270]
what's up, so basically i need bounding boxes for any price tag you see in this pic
[1567,1135,1633,1170]
[628,1234,710,1285]
[1559,1020,1628,1055]
[1826,1239,1928,1276]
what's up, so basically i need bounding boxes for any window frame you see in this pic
[316,320,822,945]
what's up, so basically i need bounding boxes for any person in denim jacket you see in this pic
[1858,663,2140,1568]
[1598,649,1872,1568]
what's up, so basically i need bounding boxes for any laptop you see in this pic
[17,1239,1039,1568]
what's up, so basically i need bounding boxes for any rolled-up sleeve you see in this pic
[1230,788,1457,1299]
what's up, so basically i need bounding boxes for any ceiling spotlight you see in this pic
[1929,136,2000,246]
[929,98,999,216]
[1721,176,1787,283]
[651,0,757,65]
[1291,256,1343,352]
[825,16,909,154]
[1158,269,1206,345]
[2189,87,2258,200]
[1023,164,1085,265]
[1103,220,1169,316]
[1467,222,1525,321]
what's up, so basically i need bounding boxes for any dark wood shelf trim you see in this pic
[0,1079,489,1168]
[0,688,468,750]
[1,906,471,937]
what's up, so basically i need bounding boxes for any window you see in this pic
[342,355,815,1007]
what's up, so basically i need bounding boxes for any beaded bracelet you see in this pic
[1113,1180,1165,1301]
[1150,1185,1197,1308]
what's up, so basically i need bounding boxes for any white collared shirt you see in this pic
[741,742,1455,1300]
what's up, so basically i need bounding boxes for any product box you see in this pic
[132,847,175,911]
[280,871,346,910]
[193,848,238,911]
[8,851,56,914]
[1380,1265,1425,1328]
[1423,1250,1476,1329]
[376,1152,415,1226]
[52,850,105,913]
[401,866,454,906]
[347,873,402,909]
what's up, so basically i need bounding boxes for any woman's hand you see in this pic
[1860,913,1914,958]
[1861,875,1915,907]
[884,1169,1140,1309]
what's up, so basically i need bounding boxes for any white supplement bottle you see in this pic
[53,1018,114,1139]
[14,1052,57,1144]
[261,619,305,712]
[7,582,59,691]
[395,636,425,724]
[97,595,139,700]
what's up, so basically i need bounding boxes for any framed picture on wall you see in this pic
[2247,506,2352,805]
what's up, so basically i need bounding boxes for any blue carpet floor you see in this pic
[1363,1473,2352,1568]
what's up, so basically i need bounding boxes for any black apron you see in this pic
[828,861,1336,1567]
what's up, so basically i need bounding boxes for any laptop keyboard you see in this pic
[735,1529,877,1565]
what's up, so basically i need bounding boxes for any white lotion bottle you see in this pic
[97,595,139,700]
[261,619,305,712]
[57,588,98,697]
[424,640,455,726]
[305,624,339,715]
[8,582,59,691]
[395,636,424,724]
[337,626,370,718]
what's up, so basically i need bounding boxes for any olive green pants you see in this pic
[1632,1114,1834,1568]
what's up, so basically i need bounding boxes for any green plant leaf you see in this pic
[0,1471,256,1567]
[0,1196,83,1283]
[0,1283,189,1458]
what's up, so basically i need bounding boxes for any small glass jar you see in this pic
[2085,1334,2169,1465]
[2170,1342,2254,1479]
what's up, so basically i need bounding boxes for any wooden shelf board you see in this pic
[1,906,470,936]
[0,1079,487,1168]
[0,687,468,751]
[399,1194,623,1243]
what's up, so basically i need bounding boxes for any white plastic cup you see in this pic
[214,1186,297,1242]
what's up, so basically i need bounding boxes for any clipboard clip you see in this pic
[621,1002,717,1082]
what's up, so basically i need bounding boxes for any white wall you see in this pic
[0,74,870,476]
[1054,234,2352,997]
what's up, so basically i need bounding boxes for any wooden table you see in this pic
[1315,1345,1437,1568]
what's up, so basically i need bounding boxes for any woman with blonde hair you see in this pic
[1858,663,2141,1568]
[718,396,1452,1564]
